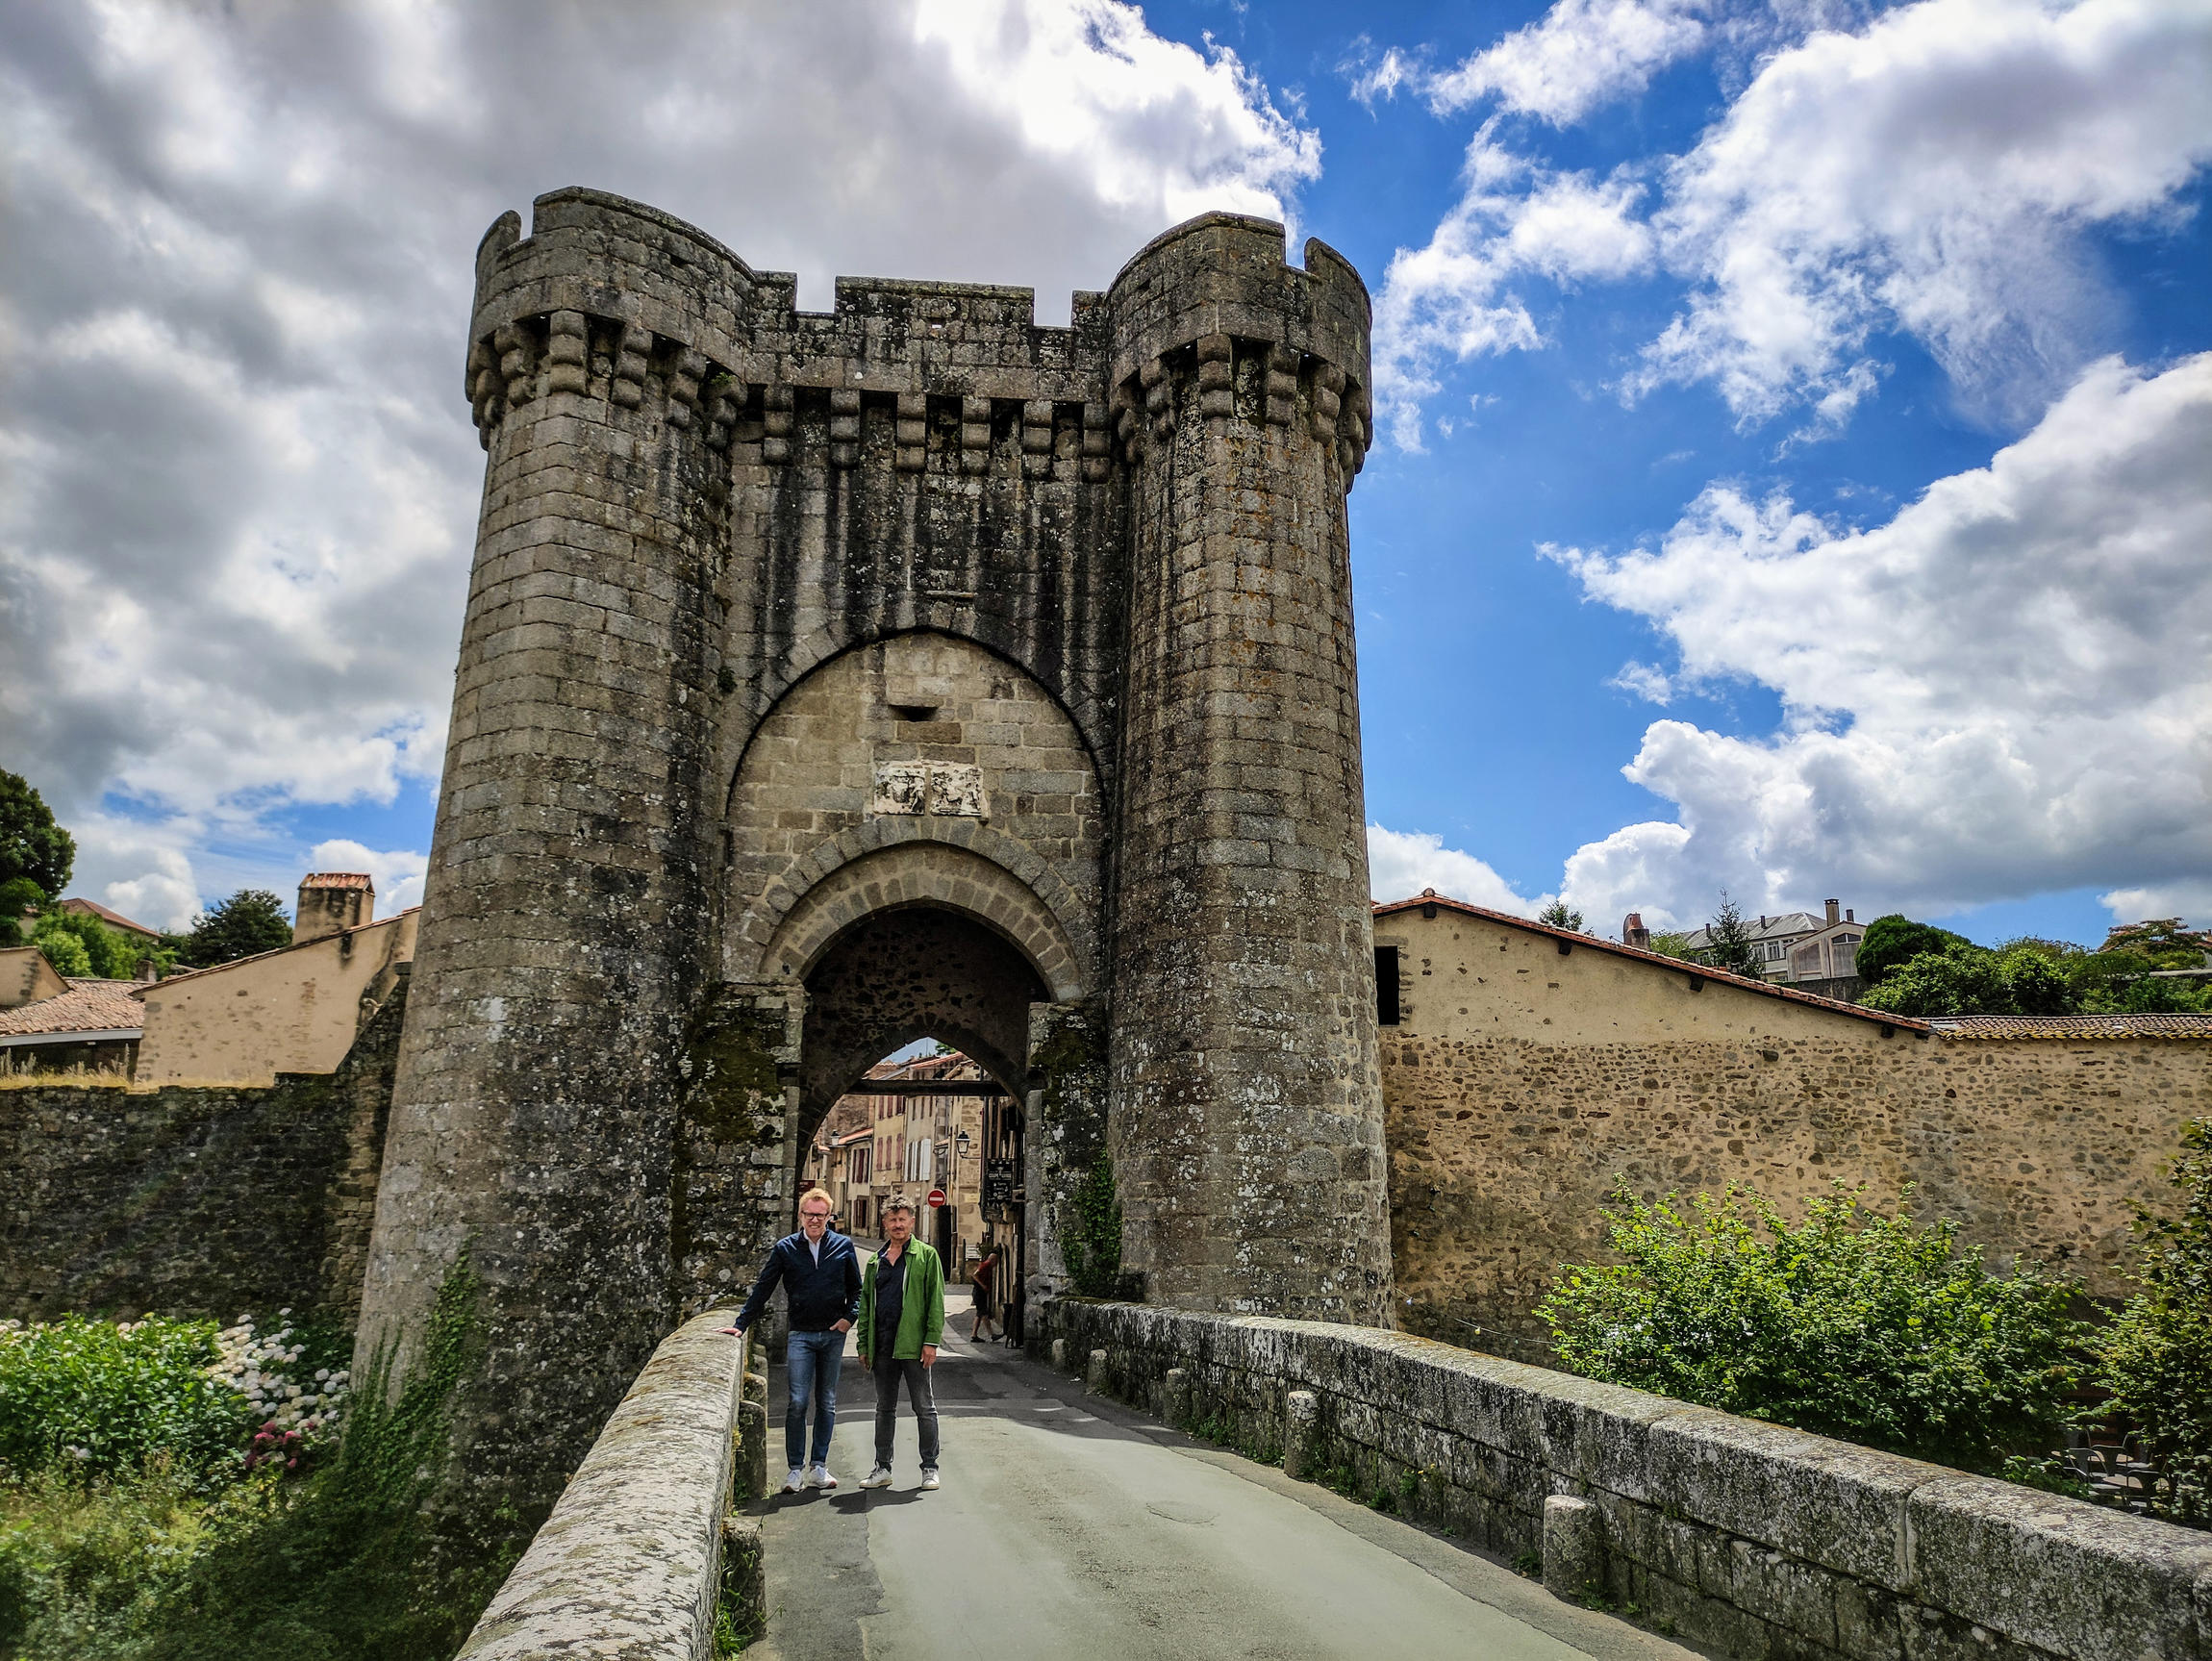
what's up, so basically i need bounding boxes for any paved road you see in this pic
[748,1296,1700,1661]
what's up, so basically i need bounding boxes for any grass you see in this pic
[0,1259,509,1660]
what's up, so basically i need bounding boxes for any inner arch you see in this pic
[796,905,1047,1149]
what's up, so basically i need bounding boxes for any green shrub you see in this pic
[0,1320,252,1488]
[0,1258,508,1660]
[1536,1181,2084,1471]
[2099,1119,2212,1525]
[1858,944,2078,1018]
[1059,1154,1123,1299]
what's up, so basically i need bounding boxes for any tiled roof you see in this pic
[1679,910,1836,949]
[301,872,373,890]
[1926,1014,2212,1040]
[57,897,162,938]
[0,979,147,1040]
[1372,891,1930,1033]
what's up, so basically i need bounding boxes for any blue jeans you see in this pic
[785,1329,845,1470]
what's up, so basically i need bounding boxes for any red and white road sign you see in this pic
[926,1188,947,1209]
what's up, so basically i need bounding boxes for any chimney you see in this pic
[1622,912,1649,950]
[295,873,373,944]
[1824,898,1841,924]
[1846,908,1854,923]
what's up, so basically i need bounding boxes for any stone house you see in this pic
[56,897,163,944]
[132,875,416,1087]
[0,947,145,1076]
[1374,890,2212,1362]
[801,1050,990,1269]
[1672,898,1867,996]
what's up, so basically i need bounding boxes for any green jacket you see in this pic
[858,1241,944,1361]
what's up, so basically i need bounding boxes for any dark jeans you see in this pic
[872,1355,940,1471]
[785,1329,845,1470]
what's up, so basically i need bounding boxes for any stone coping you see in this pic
[1052,1302,2212,1661]
[457,1309,748,1659]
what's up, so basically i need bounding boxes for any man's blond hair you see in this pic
[797,1187,834,1214]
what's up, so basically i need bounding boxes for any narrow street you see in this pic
[747,1291,1702,1660]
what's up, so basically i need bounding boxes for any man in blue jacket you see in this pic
[725,1187,862,1493]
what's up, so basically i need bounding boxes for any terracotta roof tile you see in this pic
[300,872,372,890]
[1926,1014,2212,1040]
[0,979,147,1039]
[1371,891,1930,1033]
[57,897,162,938]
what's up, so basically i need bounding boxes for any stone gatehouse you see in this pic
[355,189,1395,1524]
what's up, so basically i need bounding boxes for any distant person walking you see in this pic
[724,1187,861,1494]
[858,1196,944,1491]
[969,1245,1001,1344]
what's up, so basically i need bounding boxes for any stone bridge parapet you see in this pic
[456,1310,766,1660]
[1051,1301,2212,1661]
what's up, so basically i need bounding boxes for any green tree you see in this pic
[27,907,172,980]
[1537,899,1587,933]
[1855,915,1973,988]
[183,890,292,968]
[29,926,91,977]
[1537,1181,2083,1472]
[1701,892,1764,978]
[0,877,44,949]
[2099,1119,2212,1525]
[1860,944,2079,1018]
[1645,930,1695,961]
[0,772,73,899]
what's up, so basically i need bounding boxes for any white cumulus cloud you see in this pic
[308,839,429,918]
[1426,0,1708,125]
[1368,824,1550,916]
[1373,130,1654,445]
[0,0,1317,917]
[1635,0,2212,429]
[1550,352,2212,927]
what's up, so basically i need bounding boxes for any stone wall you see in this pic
[457,1310,766,1660]
[1052,1301,2212,1661]
[1374,903,2212,1359]
[0,980,403,1324]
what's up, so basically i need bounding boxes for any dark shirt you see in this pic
[734,1229,862,1334]
[875,1246,910,1342]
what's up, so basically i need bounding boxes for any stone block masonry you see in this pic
[456,1311,758,1660]
[358,188,1395,1548]
[1054,1301,2212,1661]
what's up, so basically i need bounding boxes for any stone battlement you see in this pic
[464,189,1370,481]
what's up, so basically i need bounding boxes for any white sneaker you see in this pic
[860,1465,892,1489]
[781,1469,805,1494]
[809,1464,837,1490]
[919,1469,941,1491]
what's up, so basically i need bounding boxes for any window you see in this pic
[1375,944,1400,1026]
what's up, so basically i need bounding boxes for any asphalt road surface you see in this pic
[747,1294,1701,1661]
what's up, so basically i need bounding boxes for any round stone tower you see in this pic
[1102,215,1393,1324]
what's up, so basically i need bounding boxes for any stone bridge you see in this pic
[456,1300,2212,1659]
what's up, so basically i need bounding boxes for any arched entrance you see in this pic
[683,629,1110,1333]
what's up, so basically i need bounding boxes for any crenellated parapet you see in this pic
[464,191,1366,490]
[1106,212,1373,484]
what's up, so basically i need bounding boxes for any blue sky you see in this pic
[4,0,2207,946]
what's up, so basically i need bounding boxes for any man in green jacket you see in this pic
[857,1196,944,1490]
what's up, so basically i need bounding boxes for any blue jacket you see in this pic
[733,1230,862,1335]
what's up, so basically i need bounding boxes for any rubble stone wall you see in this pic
[0,982,403,1324]
[1054,1302,2212,1661]
[1375,907,2212,1360]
